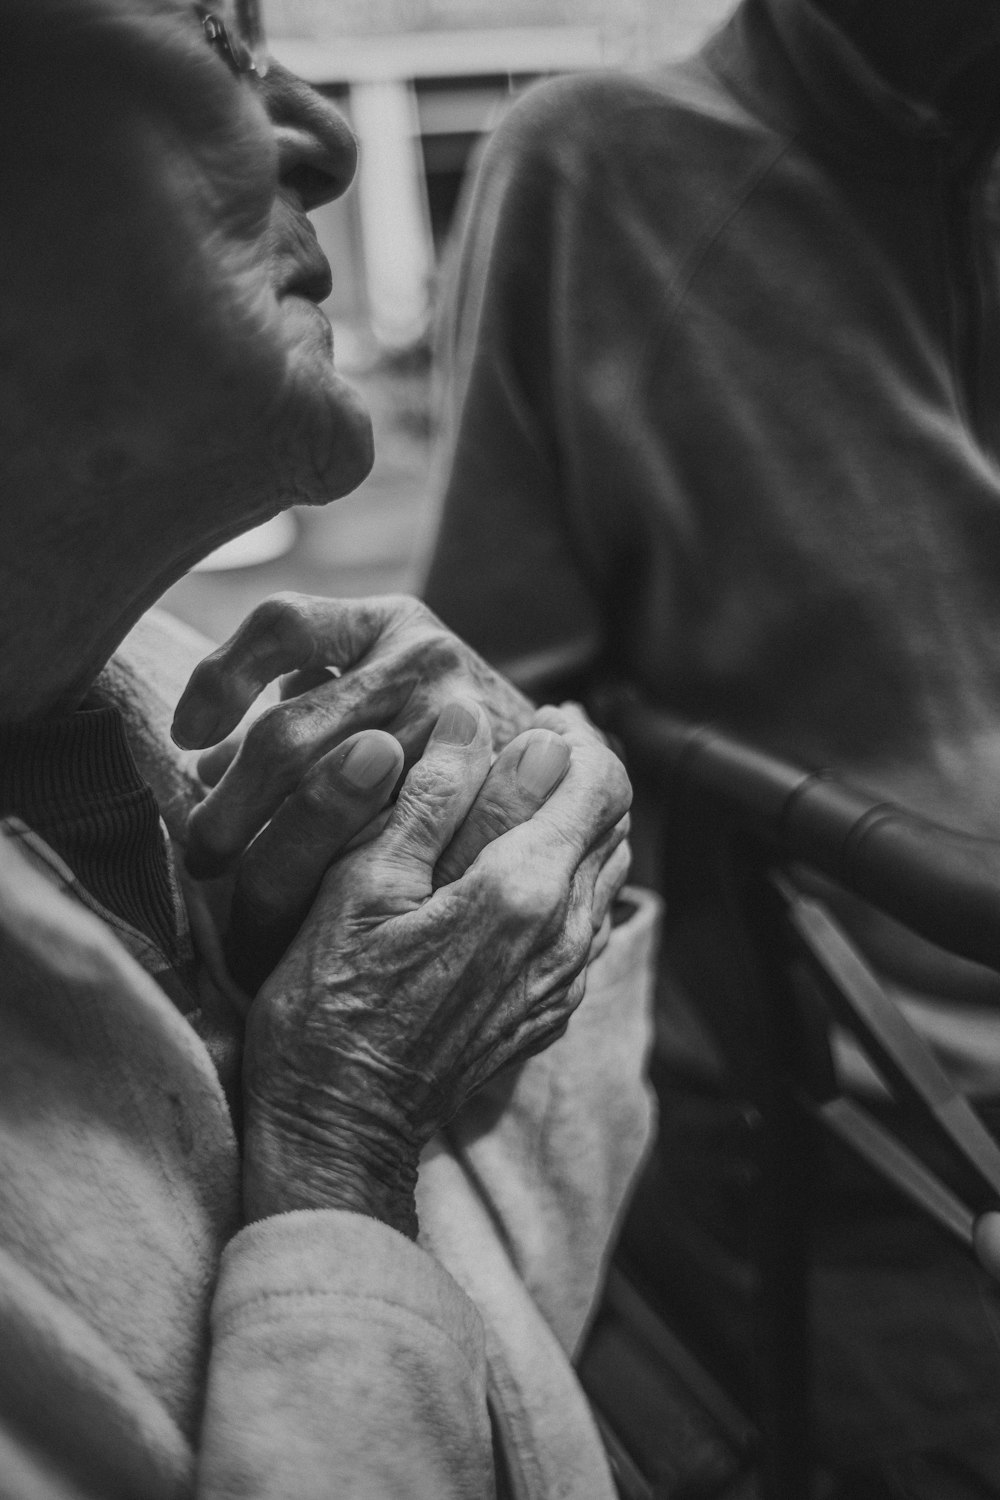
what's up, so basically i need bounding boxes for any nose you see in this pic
[259,62,358,212]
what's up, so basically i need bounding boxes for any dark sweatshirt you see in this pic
[425,0,1000,1096]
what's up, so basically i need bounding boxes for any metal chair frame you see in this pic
[597,689,1000,1500]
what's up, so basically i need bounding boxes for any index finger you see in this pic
[171,592,406,749]
[433,728,571,888]
[530,722,632,856]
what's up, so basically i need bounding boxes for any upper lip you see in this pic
[278,214,334,303]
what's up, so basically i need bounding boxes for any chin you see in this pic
[270,361,375,506]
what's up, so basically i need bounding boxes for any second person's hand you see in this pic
[171,592,535,878]
[242,695,631,1239]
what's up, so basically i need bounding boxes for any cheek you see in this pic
[201,104,279,242]
[207,208,376,500]
[138,134,285,410]
[156,251,374,505]
[121,114,373,500]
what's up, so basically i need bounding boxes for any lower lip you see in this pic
[285,296,334,355]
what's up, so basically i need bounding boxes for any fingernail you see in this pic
[341,734,400,790]
[516,735,570,798]
[431,701,479,747]
[171,702,219,750]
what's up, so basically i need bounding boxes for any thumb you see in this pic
[368,698,493,902]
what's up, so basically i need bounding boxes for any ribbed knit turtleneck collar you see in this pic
[0,703,143,809]
[0,702,182,963]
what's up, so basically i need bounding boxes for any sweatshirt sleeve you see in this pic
[0,831,496,1500]
[412,891,660,1500]
[197,1212,493,1500]
[420,887,660,1361]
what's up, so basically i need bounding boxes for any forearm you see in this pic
[199,1212,494,1499]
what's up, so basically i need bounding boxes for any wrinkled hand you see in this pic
[242,698,632,1239]
[223,703,604,995]
[171,592,534,878]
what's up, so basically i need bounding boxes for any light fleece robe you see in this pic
[0,607,659,1500]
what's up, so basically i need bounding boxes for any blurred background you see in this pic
[161,0,735,644]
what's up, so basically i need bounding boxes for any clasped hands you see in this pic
[172,594,632,1237]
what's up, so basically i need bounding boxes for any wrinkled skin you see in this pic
[241,697,632,1238]
[172,593,540,971]
[2,0,372,721]
[3,1,634,1242]
[172,592,633,1236]
[174,593,534,800]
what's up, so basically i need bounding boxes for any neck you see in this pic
[0,450,274,725]
[0,580,150,725]
[0,483,208,727]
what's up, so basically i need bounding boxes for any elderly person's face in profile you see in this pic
[1,1,637,1250]
[4,0,372,622]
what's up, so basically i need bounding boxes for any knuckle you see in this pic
[381,591,420,615]
[502,866,568,927]
[244,699,315,767]
[187,650,228,701]
[335,858,379,909]
[396,594,434,628]
[248,592,315,658]
[416,632,463,680]
[597,752,632,816]
[381,596,462,666]
[252,590,309,626]
[531,704,570,736]
[471,860,539,927]
[534,701,590,737]
[377,593,431,638]
[556,700,591,728]
[499,882,539,927]
[407,594,431,621]
[471,861,509,912]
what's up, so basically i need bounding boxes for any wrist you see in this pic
[243,1097,419,1239]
